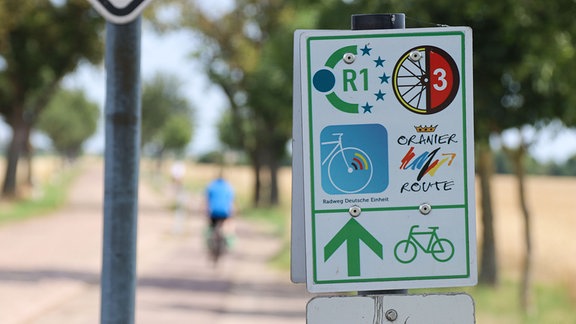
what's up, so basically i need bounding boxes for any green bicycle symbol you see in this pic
[394,225,455,263]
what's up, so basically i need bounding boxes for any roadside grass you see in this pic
[242,206,286,232]
[0,158,79,224]
[238,194,576,323]
[143,161,576,321]
[241,207,576,324]
[141,160,293,269]
[241,206,292,270]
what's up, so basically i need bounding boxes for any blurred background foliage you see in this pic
[0,0,575,319]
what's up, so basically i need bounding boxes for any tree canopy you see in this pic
[296,0,575,309]
[37,88,99,159]
[158,0,291,205]
[153,0,575,208]
[0,0,103,196]
[141,72,195,157]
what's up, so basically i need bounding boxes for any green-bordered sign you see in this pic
[294,27,476,293]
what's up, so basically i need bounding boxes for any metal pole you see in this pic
[100,16,141,324]
[352,13,407,296]
[351,13,405,30]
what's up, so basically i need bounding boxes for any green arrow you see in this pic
[326,92,359,113]
[324,218,383,277]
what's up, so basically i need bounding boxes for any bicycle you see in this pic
[321,132,373,194]
[206,221,227,265]
[394,225,454,263]
[392,46,460,115]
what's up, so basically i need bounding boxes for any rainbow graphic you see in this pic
[351,152,369,170]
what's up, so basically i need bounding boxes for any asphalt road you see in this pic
[0,160,309,324]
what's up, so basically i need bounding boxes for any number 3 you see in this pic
[433,68,447,91]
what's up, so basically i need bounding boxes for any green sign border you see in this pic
[305,30,472,286]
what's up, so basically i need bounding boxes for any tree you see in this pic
[161,0,307,206]
[311,0,576,311]
[141,72,195,158]
[478,0,576,310]
[476,4,574,303]
[161,115,193,156]
[0,0,103,196]
[36,88,99,160]
[153,1,576,305]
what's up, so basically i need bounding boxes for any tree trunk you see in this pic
[252,155,262,207]
[255,148,280,207]
[25,139,34,187]
[2,120,31,197]
[478,144,499,285]
[269,155,279,206]
[511,145,533,313]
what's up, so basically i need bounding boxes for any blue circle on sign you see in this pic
[313,69,335,93]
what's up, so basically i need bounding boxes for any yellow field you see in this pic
[160,161,293,208]
[175,162,576,294]
[8,157,576,295]
[0,156,63,199]
[486,175,576,293]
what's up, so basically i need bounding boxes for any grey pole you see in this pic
[100,16,141,324]
[352,13,407,296]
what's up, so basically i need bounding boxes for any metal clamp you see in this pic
[419,203,432,215]
[385,309,398,321]
[349,205,362,217]
[409,50,422,61]
[343,53,356,64]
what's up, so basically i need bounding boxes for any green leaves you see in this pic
[141,72,195,156]
[37,88,99,158]
[0,0,103,195]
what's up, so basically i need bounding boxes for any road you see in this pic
[0,160,310,323]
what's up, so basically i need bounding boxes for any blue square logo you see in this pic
[320,124,389,194]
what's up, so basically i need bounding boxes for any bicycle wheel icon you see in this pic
[394,240,417,264]
[431,238,455,262]
[392,46,460,114]
[327,147,373,194]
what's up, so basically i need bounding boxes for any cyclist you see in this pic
[205,173,235,248]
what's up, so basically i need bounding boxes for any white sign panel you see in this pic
[307,294,475,323]
[297,27,476,293]
[87,0,154,24]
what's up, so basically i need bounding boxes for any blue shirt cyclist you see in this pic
[206,177,235,228]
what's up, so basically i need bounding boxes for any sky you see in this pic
[67,16,576,163]
[61,1,233,156]
[1,2,576,163]
[1,1,231,156]
[60,25,227,156]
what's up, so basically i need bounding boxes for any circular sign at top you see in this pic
[392,46,460,114]
[87,0,154,24]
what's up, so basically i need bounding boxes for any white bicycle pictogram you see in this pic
[321,133,373,194]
